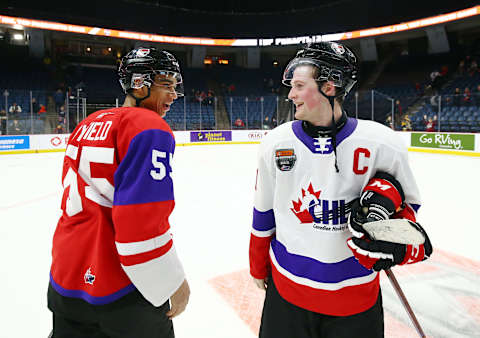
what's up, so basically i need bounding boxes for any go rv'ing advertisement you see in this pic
[411,133,475,151]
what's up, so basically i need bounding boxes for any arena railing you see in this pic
[1,89,479,135]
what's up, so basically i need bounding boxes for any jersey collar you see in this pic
[292,117,358,154]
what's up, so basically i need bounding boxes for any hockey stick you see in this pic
[385,269,426,338]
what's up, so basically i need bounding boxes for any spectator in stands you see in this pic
[401,114,411,131]
[228,83,236,94]
[468,60,478,77]
[271,116,277,128]
[440,65,449,77]
[58,105,66,123]
[393,100,402,129]
[415,82,423,96]
[54,89,65,112]
[11,119,22,135]
[263,116,272,130]
[55,121,65,134]
[423,114,437,132]
[385,115,393,129]
[453,88,462,106]
[0,109,6,135]
[32,97,39,116]
[45,95,57,133]
[463,87,472,106]
[457,60,465,75]
[430,70,445,94]
[234,117,245,128]
[206,90,214,105]
[8,102,22,116]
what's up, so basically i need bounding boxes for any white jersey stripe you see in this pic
[116,231,172,256]
[270,247,377,291]
[251,228,276,238]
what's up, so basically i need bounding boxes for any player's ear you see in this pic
[320,81,336,96]
[132,86,149,97]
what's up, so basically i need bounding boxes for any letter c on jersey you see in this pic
[353,148,370,175]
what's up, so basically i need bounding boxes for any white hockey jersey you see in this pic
[249,118,421,316]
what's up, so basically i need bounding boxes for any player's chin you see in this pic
[294,110,304,120]
[156,104,170,117]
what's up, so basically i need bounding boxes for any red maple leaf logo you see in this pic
[290,183,321,223]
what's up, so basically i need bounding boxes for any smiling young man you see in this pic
[48,48,190,338]
[249,42,432,338]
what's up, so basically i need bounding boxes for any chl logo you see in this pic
[84,267,96,285]
[290,182,349,225]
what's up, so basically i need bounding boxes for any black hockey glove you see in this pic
[348,172,405,239]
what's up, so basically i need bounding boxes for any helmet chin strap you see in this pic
[128,86,152,107]
[318,89,342,173]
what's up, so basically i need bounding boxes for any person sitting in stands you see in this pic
[234,118,245,128]
[9,102,22,115]
[463,87,471,106]
[423,114,437,132]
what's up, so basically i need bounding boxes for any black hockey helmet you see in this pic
[282,41,358,98]
[118,47,184,98]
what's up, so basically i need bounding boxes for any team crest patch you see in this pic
[136,48,150,57]
[275,149,296,171]
[331,42,345,55]
[84,267,96,285]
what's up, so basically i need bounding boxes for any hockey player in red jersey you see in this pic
[48,47,190,338]
[249,42,432,338]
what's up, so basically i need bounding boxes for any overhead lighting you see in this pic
[108,47,112,51]
[13,33,24,40]
[86,47,91,52]
[273,60,279,66]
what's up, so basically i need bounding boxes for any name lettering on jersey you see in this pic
[353,147,370,174]
[290,182,350,229]
[74,121,113,142]
[275,148,296,171]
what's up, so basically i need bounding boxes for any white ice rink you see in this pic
[1,144,479,337]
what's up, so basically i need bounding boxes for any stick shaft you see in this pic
[385,269,426,338]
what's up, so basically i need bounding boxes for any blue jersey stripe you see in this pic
[271,238,373,283]
[252,208,276,231]
[50,274,136,305]
[114,129,175,206]
[410,203,421,213]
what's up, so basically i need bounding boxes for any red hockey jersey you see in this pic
[50,107,185,306]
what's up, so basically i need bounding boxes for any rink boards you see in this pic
[1,130,480,157]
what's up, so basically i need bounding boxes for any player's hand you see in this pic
[253,277,268,290]
[167,279,190,319]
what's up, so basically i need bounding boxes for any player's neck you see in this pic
[309,104,343,127]
[123,95,137,108]
[302,109,347,138]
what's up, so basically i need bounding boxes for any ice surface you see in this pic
[0,145,478,337]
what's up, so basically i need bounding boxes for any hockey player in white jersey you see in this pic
[249,41,432,338]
